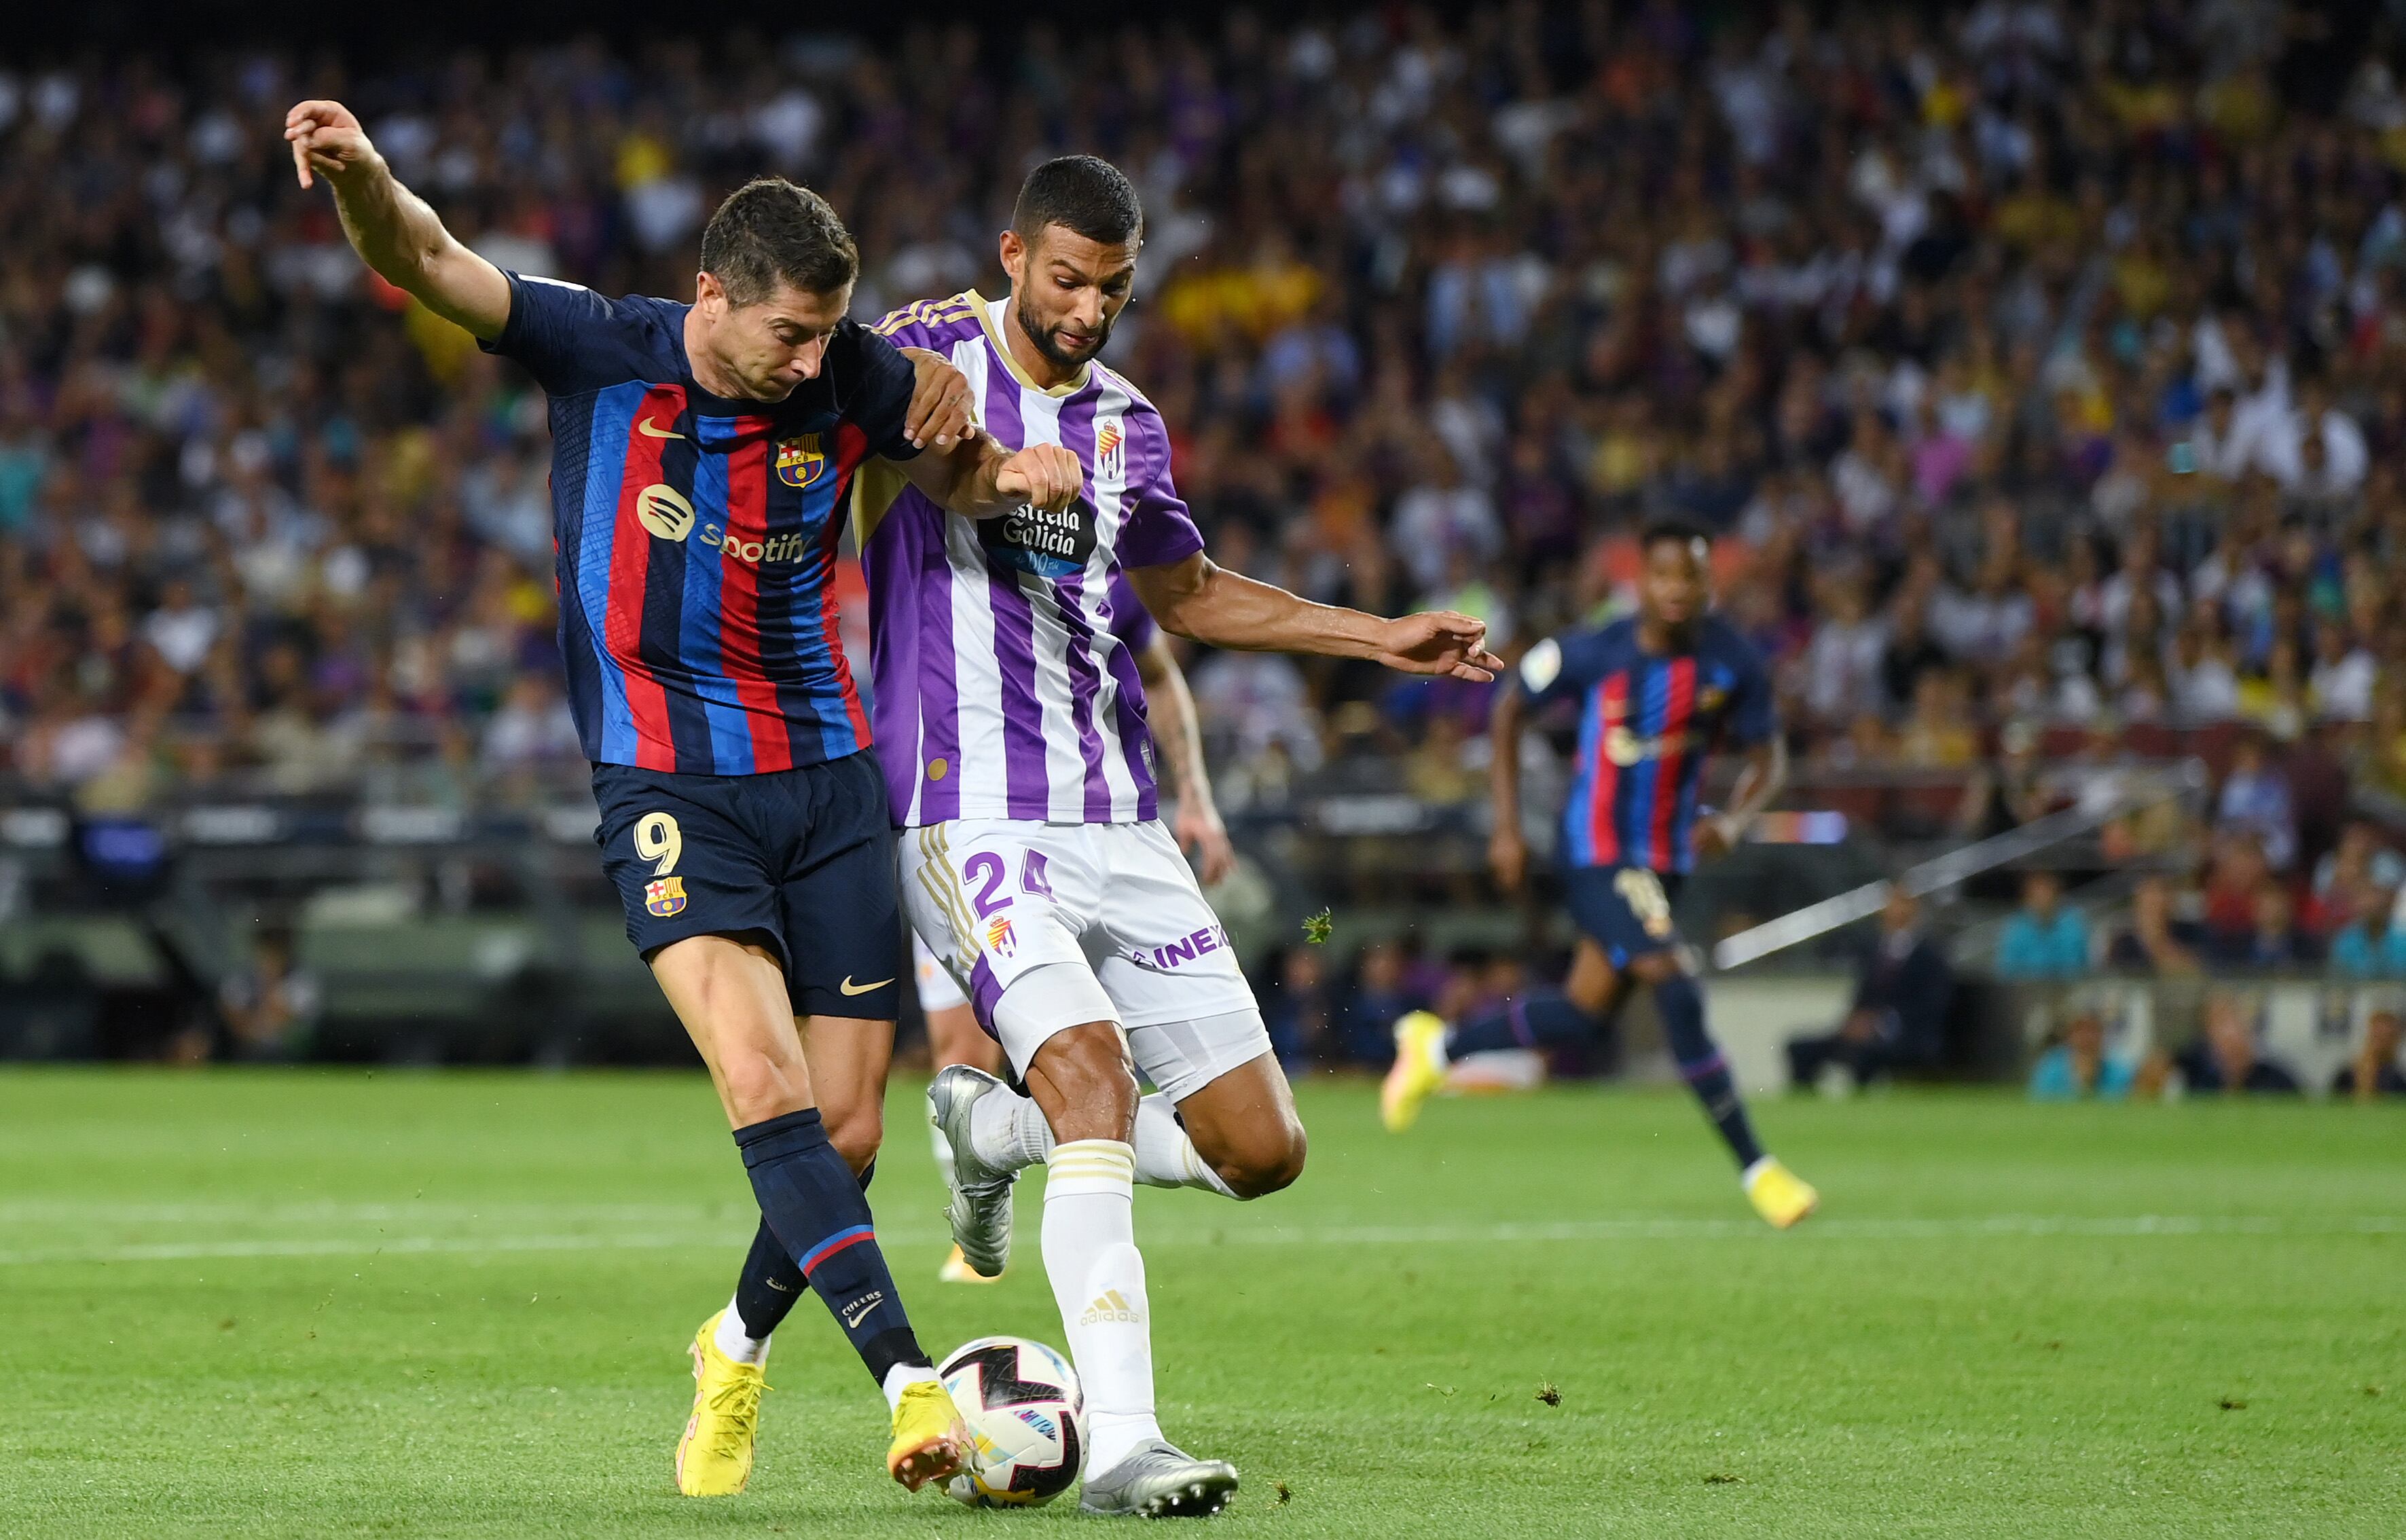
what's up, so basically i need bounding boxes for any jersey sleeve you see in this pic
[1721,634,1777,748]
[1515,630,1606,710]
[1117,409,1205,570]
[843,325,924,464]
[480,272,655,396]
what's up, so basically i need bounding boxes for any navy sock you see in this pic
[1651,973,1766,1169]
[731,1148,879,1340]
[734,1109,928,1385]
[1446,989,1604,1058]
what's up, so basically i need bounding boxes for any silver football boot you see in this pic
[1078,1441,1239,1518]
[926,1065,1017,1278]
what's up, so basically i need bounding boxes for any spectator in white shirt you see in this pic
[1930,553,2033,665]
[2253,375,2368,496]
[2095,525,2185,638]
[2308,624,2379,722]
[2169,617,2241,720]
[141,576,219,675]
[1389,441,1502,597]
[1798,569,1890,726]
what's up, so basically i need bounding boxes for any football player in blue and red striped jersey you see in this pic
[287,98,1082,1499]
[1382,520,1820,1229]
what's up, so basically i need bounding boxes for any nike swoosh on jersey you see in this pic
[637,416,684,438]
[839,975,895,995]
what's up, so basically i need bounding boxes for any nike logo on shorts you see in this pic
[839,975,894,996]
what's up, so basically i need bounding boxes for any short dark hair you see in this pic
[1639,517,1711,557]
[1012,155,1144,247]
[699,177,858,306]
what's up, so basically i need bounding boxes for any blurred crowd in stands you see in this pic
[10,3,2406,1028]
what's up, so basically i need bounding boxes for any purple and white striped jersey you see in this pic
[853,290,1202,827]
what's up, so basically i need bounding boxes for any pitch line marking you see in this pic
[0,1213,2397,1268]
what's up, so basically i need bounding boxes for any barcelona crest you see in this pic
[644,876,688,917]
[776,434,826,489]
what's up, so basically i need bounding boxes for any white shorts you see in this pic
[913,932,968,1013]
[900,819,1265,1099]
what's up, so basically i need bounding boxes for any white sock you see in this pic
[929,1118,956,1190]
[1042,1139,1161,1475]
[968,1083,1057,1171]
[715,1295,771,1365]
[881,1361,941,1412]
[1132,1093,1237,1198]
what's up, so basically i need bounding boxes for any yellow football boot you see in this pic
[1381,1010,1451,1132]
[938,1243,1003,1283]
[1743,1157,1819,1230]
[674,1311,767,1497]
[887,1377,971,1491]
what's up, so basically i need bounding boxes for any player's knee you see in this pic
[1627,951,1683,987]
[1049,1024,1137,1103]
[1565,971,1616,1016]
[821,1099,884,1176]
[1216,1119,1307,1199]
[1027,1021,1138,1141]
[716,1042,813,1126]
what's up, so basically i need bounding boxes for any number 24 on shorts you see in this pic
[960,847,1055,917]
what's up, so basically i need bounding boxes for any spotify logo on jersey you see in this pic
[636,483,695,542]
[632,483,814,568]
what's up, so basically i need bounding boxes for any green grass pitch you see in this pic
[3,1069,2400,1537]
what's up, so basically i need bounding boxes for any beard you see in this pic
[1014,292,1112,369]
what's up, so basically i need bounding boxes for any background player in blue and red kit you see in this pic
[1381,520,1821,1230]
[285,100,1083,1498]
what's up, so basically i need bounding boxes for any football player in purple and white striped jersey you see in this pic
[731,155,1500,1516]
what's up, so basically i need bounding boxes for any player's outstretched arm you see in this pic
[896,435,1083,519]
[1128,554,1505,682]
[1133,633,1235,884]
[285,99,511,340]
[1694,737,1789,859]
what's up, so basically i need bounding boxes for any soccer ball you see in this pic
[938,1335,1087,1506]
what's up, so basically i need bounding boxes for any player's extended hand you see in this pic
[994,443,1082,510]
[897,347,979,450]
[1372,610,1506,681]
[1489,826,1529,894]
[285,100,378,191]
[1175,795,1237,886]
[1692,812,1743,860]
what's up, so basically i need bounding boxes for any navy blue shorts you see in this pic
[592,750,901,1019]
[1565,864,1687,969]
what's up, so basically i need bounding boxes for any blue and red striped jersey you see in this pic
[1517,615,1774,875]
[484,272,920,775]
